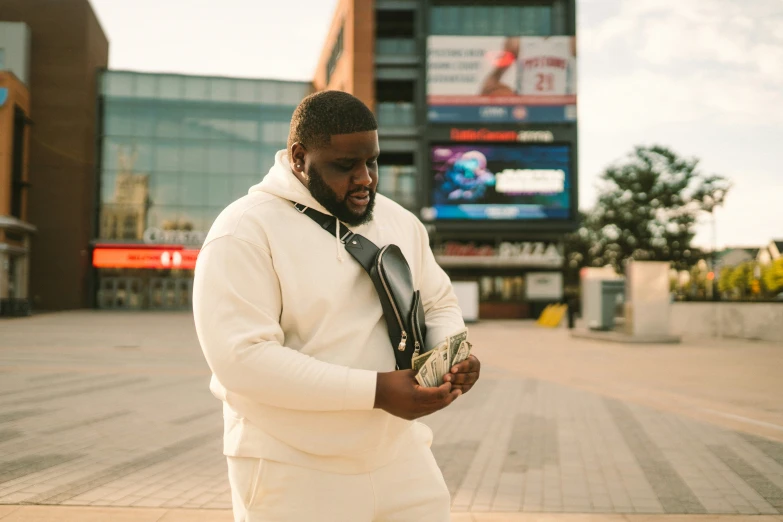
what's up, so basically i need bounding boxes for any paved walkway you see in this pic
[0,312,782,520]
[1,505,782,522]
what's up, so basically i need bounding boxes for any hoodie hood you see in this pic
[250,150,333,216]
[251,149,348,262]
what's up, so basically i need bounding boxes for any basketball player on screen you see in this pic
[480,36,576,97]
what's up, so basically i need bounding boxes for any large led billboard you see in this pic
[427,36,577,123]
[429,144,571,220]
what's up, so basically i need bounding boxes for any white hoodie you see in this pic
[193,150,464,474]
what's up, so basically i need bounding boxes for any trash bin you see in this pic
[582,279,625,331]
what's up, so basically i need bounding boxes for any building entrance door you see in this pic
[7,256,18,299]
[97,277,144,309]
[149,277,193,310]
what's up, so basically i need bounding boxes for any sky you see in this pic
[89,0,783,249]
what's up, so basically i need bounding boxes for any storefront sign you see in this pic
[93,247,200,270]
[526,272,564,300]
[436,241,563,268]
[449,128,555,143]
[442,243,495,257]
[142,227,207,246]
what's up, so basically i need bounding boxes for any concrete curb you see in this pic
[570,328,682,344]
[1,505,781,522]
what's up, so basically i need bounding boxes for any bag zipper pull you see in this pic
[398,331,408,351]
[413,341,420,355]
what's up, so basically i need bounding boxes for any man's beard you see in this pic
[306,165,376,226]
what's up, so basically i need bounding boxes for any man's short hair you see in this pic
[288,91,378,155]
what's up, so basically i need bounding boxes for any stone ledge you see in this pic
[570,328,682,344]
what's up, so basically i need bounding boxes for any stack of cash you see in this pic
[413,327,472,387]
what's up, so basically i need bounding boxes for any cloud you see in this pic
[579,70,708,127]
[577,0,783,248]
[578,0,783,128]
[693,171,783,248]
[580,0,783,96]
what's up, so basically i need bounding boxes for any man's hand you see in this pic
[443,355,480,394]
[374,370,461,420]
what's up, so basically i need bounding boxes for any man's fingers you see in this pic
[449,371,479,386]
[416,382,451,402]
[441,381,462,404]
[415,382,461,411]
[449,373,467,385]
[454,384,474,394]
[438,387,461,409]
[451,355,480,374]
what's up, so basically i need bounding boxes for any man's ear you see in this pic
[290,143,306,175]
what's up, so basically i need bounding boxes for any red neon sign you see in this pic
[92,247,200,270]
[442,242,496,257]
[450,128,519,142]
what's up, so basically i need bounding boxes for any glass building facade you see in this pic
[94,71,311,309]
[429,5,555,36]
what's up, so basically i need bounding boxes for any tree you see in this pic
[563,211,597,284]
[581,145,730,273]
[685,261,709,299]
[718,266,733,296]
[762,258,783,296]
[726,262,754,299]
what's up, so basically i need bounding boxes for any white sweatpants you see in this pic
[226,439,451,522]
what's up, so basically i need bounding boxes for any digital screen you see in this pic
[427,36,577,123]
[430,144,571,220]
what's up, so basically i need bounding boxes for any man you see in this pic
[193,90,480,522]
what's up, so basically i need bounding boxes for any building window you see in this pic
[376,10,415,55]
[378,153,417,209]
[378,165,417,209]
[376,10,414,38]
[377,102,415,127]
[326,25,344,85]
[376,80,415,128]
[430,5,553,36]
[377,81,415,104]
[376,38,416,56]
[122,214,138,239]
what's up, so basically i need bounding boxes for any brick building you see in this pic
[0,0,109,311]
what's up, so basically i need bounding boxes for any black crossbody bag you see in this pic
[292,202,427,370]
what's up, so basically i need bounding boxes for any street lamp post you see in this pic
[711,207,718,301]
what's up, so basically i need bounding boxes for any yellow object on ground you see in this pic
[537,304,567,327]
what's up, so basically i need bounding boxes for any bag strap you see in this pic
[292,202,379,273]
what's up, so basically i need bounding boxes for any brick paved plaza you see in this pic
[0,312,782,521]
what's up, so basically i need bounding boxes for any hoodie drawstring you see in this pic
[335,217,344,262]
